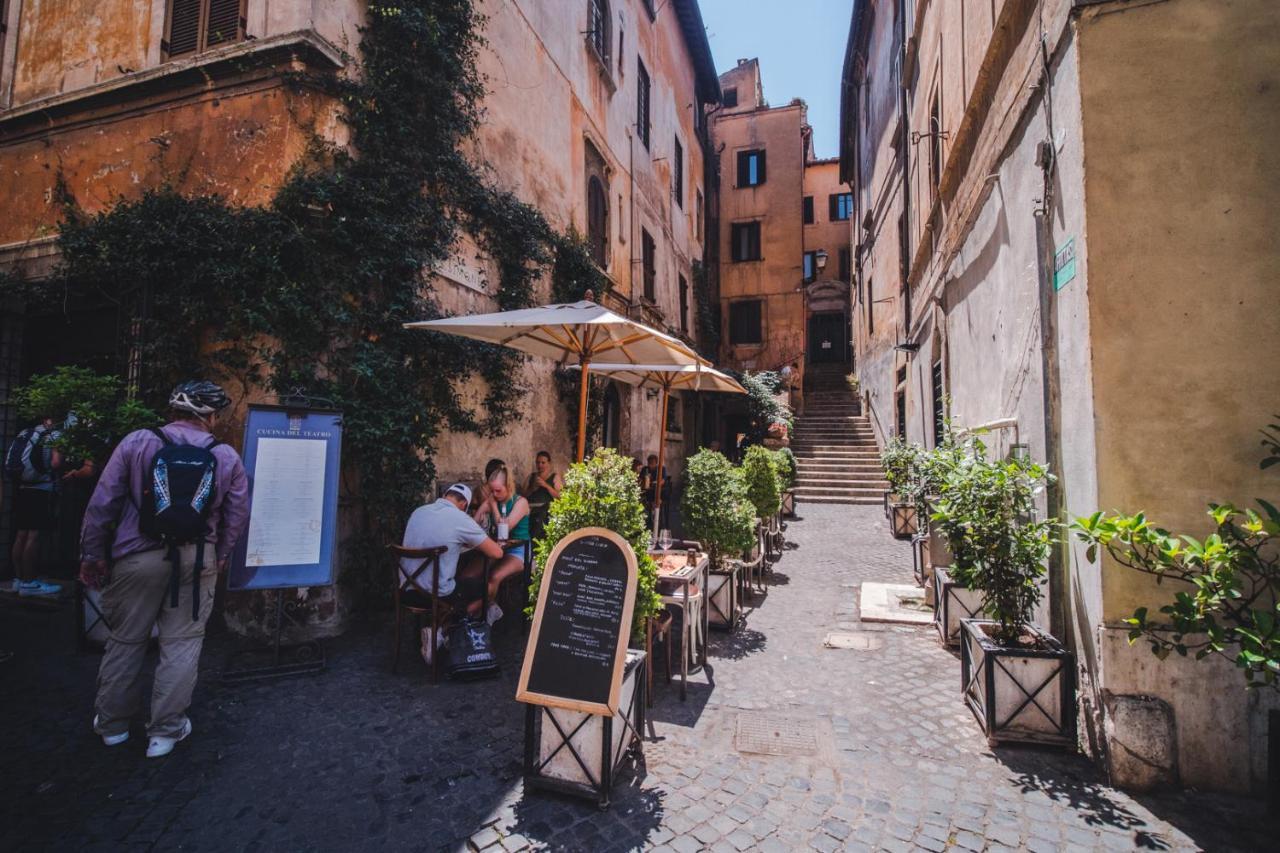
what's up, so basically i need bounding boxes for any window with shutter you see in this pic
[802,196,814,225]
[641,229,656,301]
[673,136,684,208]
[728,301,763,345]
[587,176,608,268]
[838,247,851,283]
[636,60,651,149]
[829,193,853,221]
[678,274,689,332]
[730,222,761,262]
[736,150,766,187]
[722,88,738,108]
[587,0,610,65]
[164,0,244,58]
[803,252,816,284]
[931,359,945,447]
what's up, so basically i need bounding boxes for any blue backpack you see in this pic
[139,428,220,620]
[4,426,51,484]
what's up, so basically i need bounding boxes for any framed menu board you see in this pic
[228,405,342,591]
[516,527,638,716]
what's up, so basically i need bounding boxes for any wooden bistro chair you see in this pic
[389,544,450,683]
[644,610,675,707]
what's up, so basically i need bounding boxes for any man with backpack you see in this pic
[79,380,249,758]
[5,414,64,596]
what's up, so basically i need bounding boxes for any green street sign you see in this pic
[1054,239,1076,291]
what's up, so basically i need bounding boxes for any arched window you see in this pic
[588,0,610,64]
[587,175,609,268]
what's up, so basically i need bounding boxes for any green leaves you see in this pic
[8,367,160,465]
[741,445,782,518]
[682,449,757,570]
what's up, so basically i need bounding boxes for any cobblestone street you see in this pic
[1,504,1272,852]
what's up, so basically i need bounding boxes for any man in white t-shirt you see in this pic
[399,483,504,618]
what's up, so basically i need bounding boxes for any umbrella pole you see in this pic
[576,359,591,463]
[653,386,670,542]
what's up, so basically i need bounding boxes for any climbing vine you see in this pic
[23,1,604,602]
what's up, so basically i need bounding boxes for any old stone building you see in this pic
[708,58,853,424]
[840,0,1280,791]
[0,1,718,604]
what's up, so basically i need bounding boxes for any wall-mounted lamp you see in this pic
[815,249,829,271]
[893,342,920,354]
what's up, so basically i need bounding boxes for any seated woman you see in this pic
[472,462,530,625]
[524,450,562,543]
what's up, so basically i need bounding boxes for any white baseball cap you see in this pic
[444,483,473,505]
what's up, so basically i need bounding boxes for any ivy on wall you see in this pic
[23,1,605,602]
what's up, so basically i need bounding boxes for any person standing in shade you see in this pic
[524,450,561,543]
[5,413,63,596]
[79,381,249,758]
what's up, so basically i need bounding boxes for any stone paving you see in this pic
[1,504,1273,852]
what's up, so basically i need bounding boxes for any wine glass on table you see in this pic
[658,528,672,554]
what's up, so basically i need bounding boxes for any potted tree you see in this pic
[683,449,756,629]
[932,441,1075,746]
[774,446,798,518]
[743,445,783,564]
[525,448,660,789]
[881,437,921,538]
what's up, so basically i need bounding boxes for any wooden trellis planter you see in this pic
[960,619,1075,747]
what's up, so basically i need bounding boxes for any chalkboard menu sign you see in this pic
[517,527,638,716]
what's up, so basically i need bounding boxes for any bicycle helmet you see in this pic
[168,380,231,416]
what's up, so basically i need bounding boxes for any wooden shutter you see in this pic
[756,151,766,184]
[637,61,651,148]
[166,0,202,57]
[205,0,244,47]
[678,274,689,332]
[828,194,839,221]
[803,196,814,224]
[673,136,683,207]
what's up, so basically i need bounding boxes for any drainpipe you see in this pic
[896,0,912,334]
[1032,35,1068,645]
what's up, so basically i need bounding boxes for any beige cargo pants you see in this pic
[93,544,216,739]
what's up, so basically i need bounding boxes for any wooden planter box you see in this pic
[960,619,1075,747]
[889,502,918,539]
[707,565,739,630]
[781,490,796,517]
[524,650,646,808]
[932,565,985,646]
[926,523,952,569]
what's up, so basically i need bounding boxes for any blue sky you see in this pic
[699,0,855,159]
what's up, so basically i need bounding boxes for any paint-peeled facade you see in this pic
[841,0,1280,792]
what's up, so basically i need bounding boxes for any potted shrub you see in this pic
[525,448,659,789]
[932,441,1075,746]
[927,441,986,643]
[774,446,798,518]
[743,445,783,563]
[684,449,756,629]
[912,435,962,600]
[881,437,921,537]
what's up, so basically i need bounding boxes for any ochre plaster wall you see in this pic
[712,100,806,372]
[0,83,338,245]
[1077,0,1280,792]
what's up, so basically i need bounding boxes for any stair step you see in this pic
[796,495,882,505]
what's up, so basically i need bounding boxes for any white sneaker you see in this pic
[486,602,503,626]
[420,627,447,665]
[93,714,129,747]
[146,717,192,758]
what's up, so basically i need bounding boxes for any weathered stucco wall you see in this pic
[712,98,806,372]
[0,82,340,245]
[1077,0,1280,793]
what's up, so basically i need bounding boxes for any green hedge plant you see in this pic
[880,436,922,496]
[682,449,756,571]
[772,446,798,492]
[930,437,1057,645]
[9,367,159,466]
[741,445,782,518]
[529,448,660,636]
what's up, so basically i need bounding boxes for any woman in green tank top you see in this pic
[471,463,530,625]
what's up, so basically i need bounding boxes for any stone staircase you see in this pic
[790,372,886,505]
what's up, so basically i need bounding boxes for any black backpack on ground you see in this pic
[446,616,501,680]
[139,427,220,620]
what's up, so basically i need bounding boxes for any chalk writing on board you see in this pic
[243,438,327,566]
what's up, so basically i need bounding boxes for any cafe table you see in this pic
[649,548,709,700]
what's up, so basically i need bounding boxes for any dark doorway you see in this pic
[807,311,849,366]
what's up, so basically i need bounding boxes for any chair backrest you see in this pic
[671,539,702,551]
[388,544,447,599]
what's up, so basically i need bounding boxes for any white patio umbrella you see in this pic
[403,297,701,461]
[571,362,746,539]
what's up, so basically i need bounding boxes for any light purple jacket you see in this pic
[80,421,250,563]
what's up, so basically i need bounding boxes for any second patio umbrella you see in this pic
[573,362,746,539]
[404,297,701,461]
